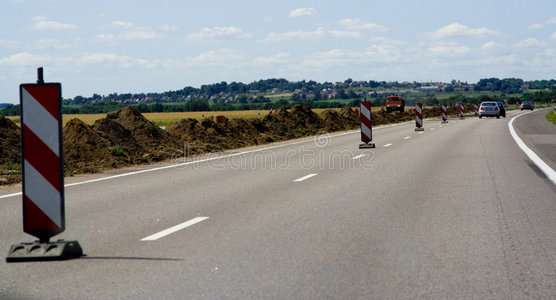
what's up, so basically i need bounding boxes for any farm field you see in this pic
[6,107,385,126]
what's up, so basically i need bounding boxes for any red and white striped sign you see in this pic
[360,101,372,143]
[441,104,448,123]
[20,83,65,241]
[415,103,423,128]
[474,104,478,116]
[459,103,465,118]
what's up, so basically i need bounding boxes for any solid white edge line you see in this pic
[0,119,419,200]
[508,110,556,185]
[352,154,366,160]
[404,136,411,140]
[140,217,209,241]
[383,143,393,147]
[294,173,318,182]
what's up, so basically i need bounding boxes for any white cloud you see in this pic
[428,45,471,56]
[184,49,248,67]
[188,26,251,40]
[254,52,290,65]
[0,52,51,66]
[546,16,556,25]
[259,28,326,43]
[551,31,556,40]
[36,39,71,49]
[79,53,153,69]
[112,21,133,29]
[327,30,361,38]
[428,23,500,39]
[288,8,316,18]
[96,30,164,42]
[512,38,546,48]
[337,18,387,32]
[481,41,498,49]
[31,16,76,30]
[260,27,364,43]
[527,23,543,30]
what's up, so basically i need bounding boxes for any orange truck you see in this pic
[385,95,405,113]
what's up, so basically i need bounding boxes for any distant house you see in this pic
[0,103,12,109]
[419,86,440,92]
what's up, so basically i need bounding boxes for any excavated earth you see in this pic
[0,105,473,185]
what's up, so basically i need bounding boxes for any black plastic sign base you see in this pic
[6,240,82,262]
[359,143,376,149]
[415,127,424,131]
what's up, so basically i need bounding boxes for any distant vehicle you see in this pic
[521,101,534,111]
[478,101,501,119]
[385,95,405,113]
[496,101,506,118]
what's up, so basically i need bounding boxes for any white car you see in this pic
[478,101,501,119]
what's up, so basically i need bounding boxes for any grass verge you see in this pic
[546,110,556,124]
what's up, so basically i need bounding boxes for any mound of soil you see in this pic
[321,110,345,132]
[0,116,20,165]
[167,117,264,152]
[63,118,122,175]
[104,106,177,161]
[263,105,323,139]
[92,118,145,162]
[339,107,359,128]
[0,116,21,185]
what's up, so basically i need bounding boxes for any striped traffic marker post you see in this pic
[474,104,478,116]
[415,103,424,131]
[6,68,82,262]
[441,104,448,123]
[459,103,465,119]
[359,100,375,148]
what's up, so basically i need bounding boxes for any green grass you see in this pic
[546,110,556,124]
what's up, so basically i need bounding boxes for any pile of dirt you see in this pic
[0,116,20,165]
[103,106,178,161]
[262,105,323,139]
[0,116,21,185]
[92,118,145,161]
[63,118,121,175]
[167,117,265,152]
[339,107,360,128]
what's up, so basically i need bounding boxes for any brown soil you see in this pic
[63,118,121,175]
[0,104,473,186]
[0,116,21,185]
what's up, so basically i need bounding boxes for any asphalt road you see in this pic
[1,109,555,299]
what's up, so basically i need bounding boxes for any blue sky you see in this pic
[1,0,555,104]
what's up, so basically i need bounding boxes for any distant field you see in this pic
[6,107,386,127]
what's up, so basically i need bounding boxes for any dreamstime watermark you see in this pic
[171,131,375,171]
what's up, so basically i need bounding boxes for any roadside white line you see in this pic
[294,173,318,182]
[383,143,393,147]
[508,111,556,185]
[140,217,209,241]
[430,128,435,130]
[418,131,424,134]
[352,154,366,160]
[403,136,411,140]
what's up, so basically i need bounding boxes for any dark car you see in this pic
[496,101,506,118]
[521,101,534,111]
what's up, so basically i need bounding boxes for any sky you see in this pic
[1,0,556,104]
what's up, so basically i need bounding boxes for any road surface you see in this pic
[1,109,555,299]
